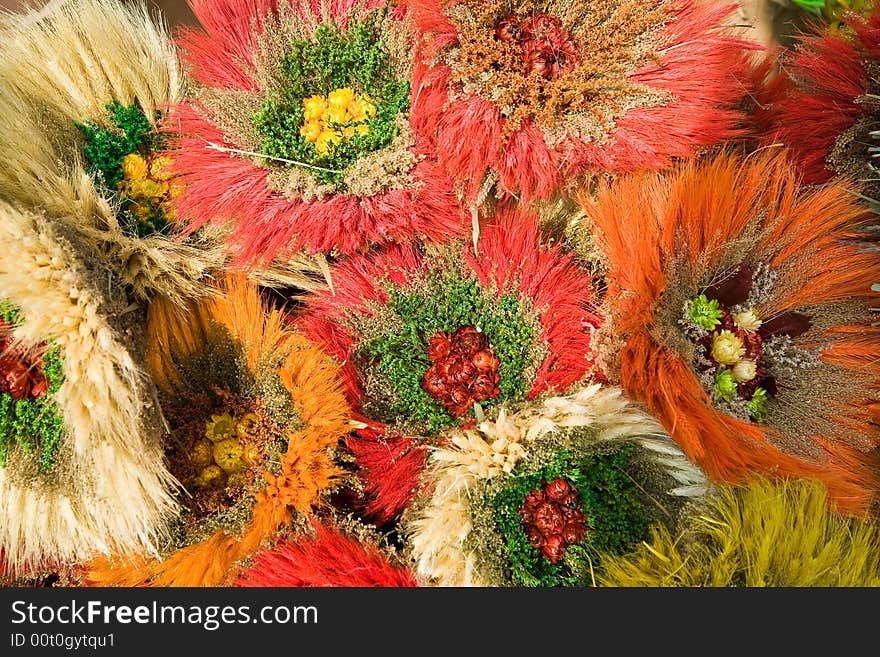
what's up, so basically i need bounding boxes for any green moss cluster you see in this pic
[490,446,653,587]
[252,7,410,186]
[1,300,19,324]
[0,345,66,474]
[746,386,769,422]
[358,273,537,434]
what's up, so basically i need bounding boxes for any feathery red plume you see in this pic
[167,0,468,266]
[757,6,880,184]
[233,521,418,587]
[406,0,756,205]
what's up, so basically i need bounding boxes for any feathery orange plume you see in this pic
[581,151,880,516]
[85,277,352,586]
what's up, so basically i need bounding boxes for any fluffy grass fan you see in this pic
[401,383,710,586]
[598,476,880,586]
[86,278,353,586]
[0,201,178,579]
[0,0,327,302]
[579,150,880,516]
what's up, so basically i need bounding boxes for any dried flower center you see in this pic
[446,0,672,137]
[300,87,377,156]
[686,292,771,421]
[251,10,411,188]
[76,101,178,237]
[494,13,579,80]
[192,412,262,490]
[421,326,501,417]
[0,319,49,402]
[518,477,587,564]
[0,305,66,474]
[118,153,183,226]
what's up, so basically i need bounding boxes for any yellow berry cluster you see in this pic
[300,87,376,156]
[192,412,260,490]
[118,153,184,224]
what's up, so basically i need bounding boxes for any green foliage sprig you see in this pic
[75,100,159,191]
[75,101,168,237]
[0,346,66,474]
[746,386,769,423]
[688,293,724,331]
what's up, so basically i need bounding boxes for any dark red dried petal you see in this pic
[739,330,763,361]
[553,43,579,76]
[30,376,48,399]
[759,312,812,340]
[719,308,736,332]
[563,522,585,545]
[471,349,497,371]
[706,262,753,307]
[562,492,580,510]
[4,360,31,400]
[450,385,470,405]
[495,17,525,43]
[527,528,544,549]
[525,47,555,79]
[522,13,564,37]
[562,506,581,522]
[421,365,447,396]
[469,374,499,402]
[519,478,588,564]
[448,402,472,418]
[447,357,476,384]
[756,371,778,397]
[422,326,501,417]
[453,326,486,357]
[0,356,12,394]
[534,501,565,535]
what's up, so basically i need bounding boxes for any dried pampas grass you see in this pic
[0,201,178,579]
[0,0,180,123]
[0,0,328,302]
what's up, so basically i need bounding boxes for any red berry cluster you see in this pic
[0,320,49,401]
[519,477,587,564]
[494,13,579,80]
[421,326,501,417]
